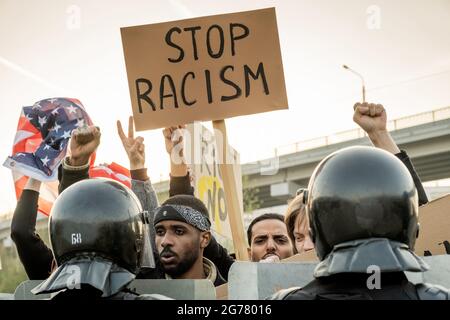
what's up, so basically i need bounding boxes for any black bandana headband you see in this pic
[154,204,211,231]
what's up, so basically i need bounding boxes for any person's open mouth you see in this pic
[160,252,177,264]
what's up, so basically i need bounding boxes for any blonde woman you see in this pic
[284,189,314,255]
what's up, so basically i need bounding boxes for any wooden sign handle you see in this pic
[212,119,249,261]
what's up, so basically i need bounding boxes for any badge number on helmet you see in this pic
[71,233,82,245]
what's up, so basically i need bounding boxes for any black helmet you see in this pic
[306,146,419,261]
[49,178,153,274]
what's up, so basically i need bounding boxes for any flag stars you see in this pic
[61,130,72,139]
[51,108,59,115]
[43,144,51,150]
[38,116,47,127]
[67,105,77,114]
[50,122,61,133]
[75,118,85,128]
[41,156,50,166]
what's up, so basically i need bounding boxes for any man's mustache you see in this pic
[159,246,177,258]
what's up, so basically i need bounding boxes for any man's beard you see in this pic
[160,246,200,278]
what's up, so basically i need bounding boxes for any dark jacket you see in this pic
[396,150,428,205]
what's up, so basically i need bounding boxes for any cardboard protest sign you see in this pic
[415,194,450,256]
[121,7,288,131]
[282,250,319,262]
[186,123,244,253]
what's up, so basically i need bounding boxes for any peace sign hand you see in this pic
[117,116,145,170]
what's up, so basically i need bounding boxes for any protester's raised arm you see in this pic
[58,126,100,193]
[117,116,158,207]
[117,116,158,200]
[10,178,54,280]
[163,126,188,177]
[163,126,194,196]
[353,102,400,154]
[68,126,101,166]
[394,151,429,205]
[117,116,145,171]
[353,102,428,205]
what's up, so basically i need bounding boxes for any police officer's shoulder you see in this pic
[416,283,450,300]
[135,293,174,300]
[267,287,303,300]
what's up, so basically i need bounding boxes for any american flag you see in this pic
[3,98,94,181]
[3,98,132,216]
[89,162,131,189]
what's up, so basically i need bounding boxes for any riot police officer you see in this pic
[32,178,170,300]
[270,146,450,300]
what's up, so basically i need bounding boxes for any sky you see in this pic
[1,0,450,214]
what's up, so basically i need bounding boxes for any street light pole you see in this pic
[343,65,366,102]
